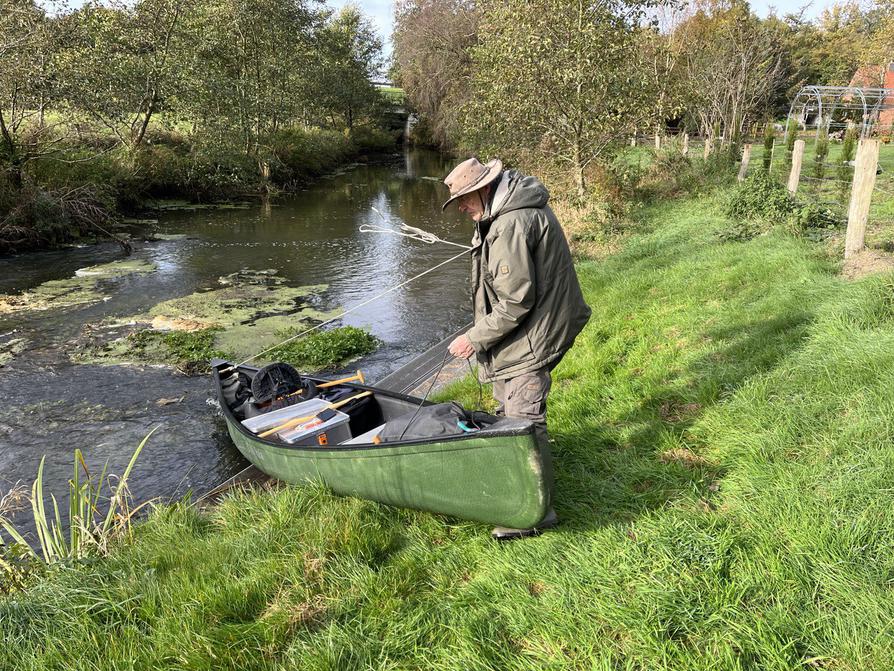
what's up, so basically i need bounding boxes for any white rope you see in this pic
[234,246,472,367]
[362,207,472,250]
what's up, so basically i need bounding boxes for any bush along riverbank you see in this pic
[0,125,398,254]
[5,182,894,668]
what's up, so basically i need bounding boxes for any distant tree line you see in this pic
[393,0,894,197]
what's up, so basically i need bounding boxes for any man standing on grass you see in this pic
[443,157,591,540]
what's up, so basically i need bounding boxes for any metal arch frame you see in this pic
[784,85,894,143]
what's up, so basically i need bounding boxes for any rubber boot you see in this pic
[491,508,558,541]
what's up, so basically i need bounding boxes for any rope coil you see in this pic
[362,207,472,250]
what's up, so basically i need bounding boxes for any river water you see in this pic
[0,149,474,529]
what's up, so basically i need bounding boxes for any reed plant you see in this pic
[0,428,157,578]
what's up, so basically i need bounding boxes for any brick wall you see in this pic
[882,63,894,130]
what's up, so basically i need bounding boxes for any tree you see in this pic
[0,1,60,188]
[176,0,322,154]
[59,0,188,152]
[313,5,384,130]
[464,0,650,198]
[862,0,894,71]
[677,1,786,146]
[639,2,693,137]
[392,0,479,147]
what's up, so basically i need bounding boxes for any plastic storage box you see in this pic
[279,407,351,446]
[241,397,351,446]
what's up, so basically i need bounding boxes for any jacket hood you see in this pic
[486,169,549,221]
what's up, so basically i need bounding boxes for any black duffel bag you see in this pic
[379,402,477,443]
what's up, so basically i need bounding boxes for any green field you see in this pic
[378,86,405,106]
[5,182,894,669]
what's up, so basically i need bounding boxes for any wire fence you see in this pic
[757,129,894,228]
[630,126,894,253]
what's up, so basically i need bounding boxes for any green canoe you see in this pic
[213,360,553,528]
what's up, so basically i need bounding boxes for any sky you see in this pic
[330,0,842,67]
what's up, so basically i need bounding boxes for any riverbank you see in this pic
[6,182,894,668]
[0,125,399,254]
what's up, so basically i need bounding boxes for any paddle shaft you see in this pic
[273,371,366,405]
[257,391,372,439]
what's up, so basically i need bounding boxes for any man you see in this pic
[443,157,591,540]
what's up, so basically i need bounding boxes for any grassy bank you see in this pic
[5,185,894,669]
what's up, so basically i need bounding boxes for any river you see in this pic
[0,149,474,530]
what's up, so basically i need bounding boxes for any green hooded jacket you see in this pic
[466,169,591,381]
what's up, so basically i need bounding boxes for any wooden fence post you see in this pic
[682,133,689,156]
[844,138,881,259]
[630,136,636,147]
[787,139,805,194]
[703,136,713,160]
[737,144,752,182]
[654,133,661,150]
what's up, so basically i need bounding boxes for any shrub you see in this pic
[0,181,118,253]
[350,126,398,153]
[837,122,858,200]
[268,128,354,187]
[788,203,844,241]
[638,146,735,201]
[722,172,844,242]
[785,118,798,153]
[725,172,796,225]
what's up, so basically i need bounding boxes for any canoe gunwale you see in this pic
[213,362,537,454]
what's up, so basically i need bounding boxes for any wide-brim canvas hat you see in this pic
[441,157,503,211]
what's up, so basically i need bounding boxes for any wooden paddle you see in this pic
[258,390,373,439]
[277,370,366,403]
[316,370,365,389]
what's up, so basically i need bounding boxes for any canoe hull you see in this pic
[222,416,552,529]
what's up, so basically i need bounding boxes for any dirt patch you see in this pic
[841,249,894,280]
[658,401,702,423]
[659,447,708,469]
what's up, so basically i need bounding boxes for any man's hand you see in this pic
[448,334,475,359]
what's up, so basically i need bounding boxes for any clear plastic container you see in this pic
[242,398,335,434]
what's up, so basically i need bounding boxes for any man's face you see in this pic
[456,185,490,222]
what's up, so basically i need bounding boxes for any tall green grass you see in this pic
[4,188,894,669]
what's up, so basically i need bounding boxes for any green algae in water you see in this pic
[143,269,335,359]
[0,337,28,367]
[74,259,156,278]
[147,233,187,241]
[72,269,353,372]
[0,277,107,314]
[0,259,157,315]
[73,328,227,374]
